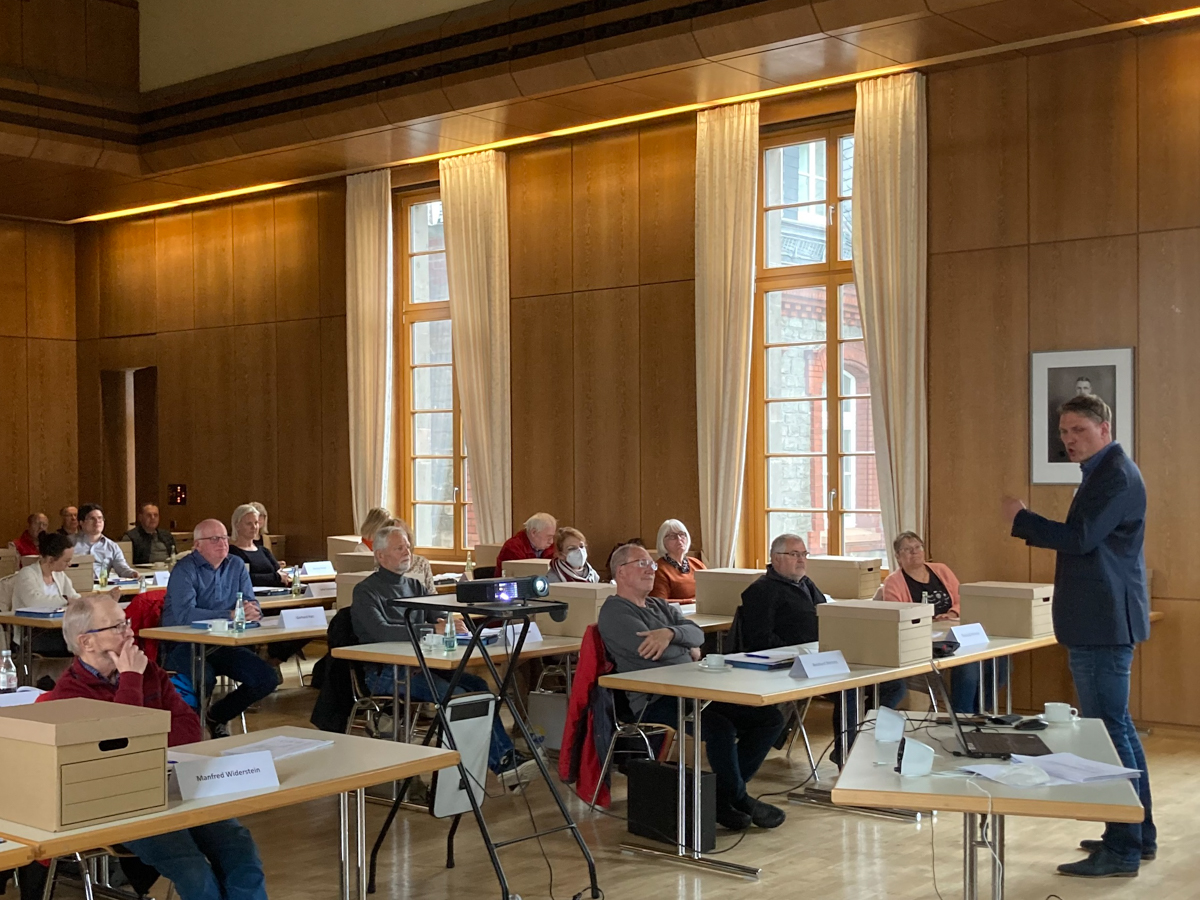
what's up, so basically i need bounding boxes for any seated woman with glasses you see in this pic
[878,531,1004,714]
[546,527,600,583]
[650,519,706,602]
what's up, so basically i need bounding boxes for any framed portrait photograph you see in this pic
[1031,348,1134,484]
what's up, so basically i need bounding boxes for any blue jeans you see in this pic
[124,819,265,900]
[1067,645,1156,863]
[366,666,516,774]
[164,644,277,725]
[951,659,1009,714]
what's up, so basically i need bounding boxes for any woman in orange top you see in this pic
[651,519,706,602]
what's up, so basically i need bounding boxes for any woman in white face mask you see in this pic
[546,527,600,583]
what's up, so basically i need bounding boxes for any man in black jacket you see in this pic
[739,534,825,649]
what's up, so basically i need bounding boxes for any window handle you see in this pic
[829,488,838,512]
[828,205,835,225]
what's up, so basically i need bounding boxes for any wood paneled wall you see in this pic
[74,185,353,560]
[0,0,138,90]
[0,220,78,541]
[927,28,1200,727]
[507,119,701,567]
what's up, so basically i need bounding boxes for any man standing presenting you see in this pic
[1003,394,1154,878]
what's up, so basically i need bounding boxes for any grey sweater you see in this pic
[350,567,437,644]
[597,594,705,715]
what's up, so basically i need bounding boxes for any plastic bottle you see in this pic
[233,592,247,634]
[0,651,18,693]
[291,565,303,596]
[443,617,459,653]
[463,550,476,582]
[98,561,110,589]
[137,573,147,593]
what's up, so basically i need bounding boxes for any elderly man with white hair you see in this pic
[37,594,267,900]
[494,511,557,572]
[351,526,535,788]
[161,518,277,737]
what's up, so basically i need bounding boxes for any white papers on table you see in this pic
[0,687,43,707]
[499,621,544,646]
[679,603,697,616]
[1012,752,1140,783]
[725,650,797,668]
[220,735,335,762]
[959,763,1073,787]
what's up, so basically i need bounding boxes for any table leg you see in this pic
[691,700,703,861]
[990,814,1005,900]
[356,787,367,900]
[676,696,687,857]
[403,666,412,743]
[964,813,979,900]
[391,664,400,743]
[977,661,986,715]
[836,689,849,770]
[991,662,1000,717]
[17,625,30,686]
[339,792,350,900]
[197,646,207,726]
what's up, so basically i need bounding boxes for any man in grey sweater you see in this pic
[597,543,786,831]
[351,526,532,786]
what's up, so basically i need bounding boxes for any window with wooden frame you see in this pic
[395,190,478,557]
[743,121,884,566]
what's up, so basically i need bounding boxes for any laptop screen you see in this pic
[927,664,971,755]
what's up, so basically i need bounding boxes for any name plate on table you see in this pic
[301,561,335,576]
[173,750,279,801]
[789,650,851,680]
[280,607,327,629]
[950,622,990,647]
[152,571,171,587]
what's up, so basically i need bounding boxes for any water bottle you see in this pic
[443,619,458,653]
[463,551,476,582]
[291,565,303,597]
[98,561,110,589]
[0,651,18,694]
[233,592,247,634]
[137,573,147,593]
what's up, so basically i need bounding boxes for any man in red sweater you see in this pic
[39,596,267,900]
[11,512,48,557]
[494,512,557,572]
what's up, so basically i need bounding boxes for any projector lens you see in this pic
[533,576,548,596]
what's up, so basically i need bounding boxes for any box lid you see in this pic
[695,568,761,579]
[0,698,170,746]
[817,599,934,622]
[545,582,613,601]
[335,571,370,585]
[807,556,882,572]
[959,581,1054,600]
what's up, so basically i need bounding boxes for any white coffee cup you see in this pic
[421,633,442,650]
[210,620,230,634]
[1044,701,1079,723]
[701,654,726,669]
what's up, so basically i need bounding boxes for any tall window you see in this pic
[745,123,883,564]
[397,191,477,556]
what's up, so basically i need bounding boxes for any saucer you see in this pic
[1036,714,1079,726]
[697,662,731,673]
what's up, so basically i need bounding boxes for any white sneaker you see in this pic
[498,757,540,792]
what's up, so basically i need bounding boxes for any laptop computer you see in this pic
[928,665,1051,759]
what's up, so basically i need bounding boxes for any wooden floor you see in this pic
[8,661,1194,900]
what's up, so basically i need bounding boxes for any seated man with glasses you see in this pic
[37,595,267,900]
[162,519,277,737]
[597,543,787,832]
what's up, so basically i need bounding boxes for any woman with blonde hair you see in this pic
[356,507,394,552]
[546,527,599,583]
[651,518,706,602]
[229,504,290,588]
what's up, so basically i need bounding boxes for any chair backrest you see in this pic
[117,540,133,564]
[0,547,16,577]
[0,572,17,615]
[725,606,746,654]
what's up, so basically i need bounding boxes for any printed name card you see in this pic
[173,750,279,800]
[501,621,544,645]
[789,649,851,680]
[153,571,171,586]
[301,561,336,576]
[280,607,327,629]
[950,622,990,647]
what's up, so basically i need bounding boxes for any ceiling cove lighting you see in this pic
[67,4,1200,226]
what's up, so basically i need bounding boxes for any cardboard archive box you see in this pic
[540,582,612,637]
[806,556,883,599]
[817,600,933,667]
[335,571,371,610]
[501,558,551,578]
[959,582,1054,638]
[335,552,376,574]
[65,555,94,594]
[694,568,761,616]
[0,698,170,831]
[472,543,502,571]
[327,535,361,560]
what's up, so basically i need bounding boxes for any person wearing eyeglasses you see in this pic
[35,595,267,900]
[161,519,277,738]
[72,503,138,581]
[738,534,825,649]
[597,543,787,832]
[650,519,706,602]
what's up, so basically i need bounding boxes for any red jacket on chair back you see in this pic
[558,624,615,808]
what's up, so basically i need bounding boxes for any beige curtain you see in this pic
[440,150,512,544]
[345,169,395,530]
[852,73,928,568]
[695,101,759,568]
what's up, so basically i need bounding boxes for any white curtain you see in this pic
[695,101,759,568]
[345,169,394,530]
[440,150,512,544]
[852,73,928,568]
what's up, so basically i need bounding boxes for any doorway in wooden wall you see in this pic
[99,366,159,535]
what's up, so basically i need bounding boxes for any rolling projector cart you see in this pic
[366,584,601,900]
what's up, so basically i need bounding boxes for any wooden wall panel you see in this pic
[320,316,354,539]
[0,337,30,538]
[1138,227,1200,600]
[154,330,194,530]
[1028,39,1138,243]
[75,225,100,341]
[75,339,102,509]
[84,0,138,90]
[1138,29,1200,234]
[638,281,701,551]
[927,247,1030,583]
[317,186,347,317]
[26,338,78,515]
[928,57,1028,253]
[193,206,234,328]
[232,199,276,325]
[20,0,85,82]
[274,192,321,321]
[155,214,195,333]
[0,221,26,337]
[276,318,324,560]
[0,0,20,68]
[572,132,640,292]
[573,288,641,563]
[24,224,74,340]
[1028,236,1138,352]
[228,323,279,508]
[510,294,575,529]
[1140,598,1200,726]
[99,218,156,337]
[639,121,696,285]
[508,144,573,299]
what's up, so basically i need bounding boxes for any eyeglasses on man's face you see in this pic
[620,558,658,570]
[197,535,230,544]
[85,619,132,636]
[775,550,809,560]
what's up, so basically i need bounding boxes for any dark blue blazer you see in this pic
[1011,443,1149,647]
